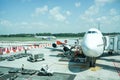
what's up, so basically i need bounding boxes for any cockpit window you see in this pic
[88,31,92,33]
[87,31,97,34]
[92,31,97,33]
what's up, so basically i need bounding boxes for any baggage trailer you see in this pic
[27,53,45,62]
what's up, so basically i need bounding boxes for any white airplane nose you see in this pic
[82,41,99,57]
[84,35,96,49]
[82,39,98,57]
[85,42,94,50]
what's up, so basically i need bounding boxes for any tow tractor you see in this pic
[37,64,53,76]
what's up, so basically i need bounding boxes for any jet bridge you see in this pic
[104,35,120,54]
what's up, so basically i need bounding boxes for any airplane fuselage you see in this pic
[81,28,104,57]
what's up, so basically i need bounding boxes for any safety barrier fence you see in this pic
[0,43,52,55]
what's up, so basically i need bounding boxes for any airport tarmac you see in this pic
[0,42,120,80]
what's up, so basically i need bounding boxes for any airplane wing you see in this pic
[51,38,82,52]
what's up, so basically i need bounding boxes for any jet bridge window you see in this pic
[87,31,97,34]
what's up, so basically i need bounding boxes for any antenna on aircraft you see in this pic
[98,22,100,30]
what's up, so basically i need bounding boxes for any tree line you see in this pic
[0,32,120,37]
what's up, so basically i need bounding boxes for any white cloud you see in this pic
[0,19,12,26]
[96,16,108,24]
[80,0,116,23]
[96,16,107,21]
[79,0,120,32]
[21,22,28,25]
[95,0,115,6]
[66,11,71,16]
[85,5,99,16]
[110,8,118,15]
[49,7,66,22]
[102,15,120,32]
[0,19,48,29]
[91,13,120,32]
[111,15,120,22]
[31,22,48,27]
[32,6,70,23]
[80,5,100,23]
[32,5,48,17]
[75,2,81,8]
[20,21,48,28]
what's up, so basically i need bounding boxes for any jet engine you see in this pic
[52,43,57,48]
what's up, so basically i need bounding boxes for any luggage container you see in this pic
[27,53,45,62]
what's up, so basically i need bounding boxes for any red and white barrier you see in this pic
[1,43,52,54]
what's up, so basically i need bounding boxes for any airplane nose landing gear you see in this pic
[89,57,96,67]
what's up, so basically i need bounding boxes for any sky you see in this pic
[0,0,120,34]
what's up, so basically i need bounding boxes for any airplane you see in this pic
[35,36,56,40]
[81,28,104,67]
[52,28,105,67]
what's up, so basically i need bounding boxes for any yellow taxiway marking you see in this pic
[90,66,101,71]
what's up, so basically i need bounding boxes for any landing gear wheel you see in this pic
[108,51,113,55]
[42,58,45,61]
